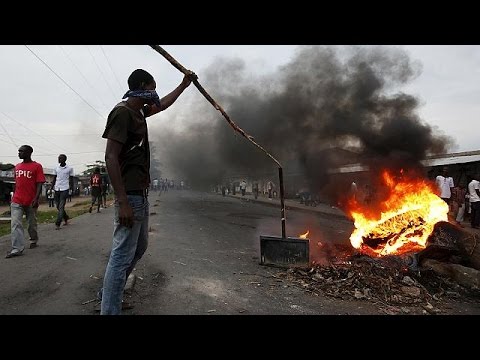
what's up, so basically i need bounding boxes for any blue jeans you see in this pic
[101,195,149,315]
[10,202,38,253]
[54,190,69,226]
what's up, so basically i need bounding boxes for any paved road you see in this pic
[0,190,370,315]
[0,190,479,315]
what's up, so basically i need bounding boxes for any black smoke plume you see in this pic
[151,46,454,191]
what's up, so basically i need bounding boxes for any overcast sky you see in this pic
[0,45,478,174]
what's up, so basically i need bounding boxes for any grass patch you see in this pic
[71,200,91,207]
[0,224,9,237]
[0,204,93,238]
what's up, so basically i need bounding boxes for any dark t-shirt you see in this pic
[102,102,151,192]
[101,174,109,194]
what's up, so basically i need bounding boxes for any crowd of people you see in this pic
[151,178,185,192]
[218,180,277,200]
[5,149,114,260]
[435,166,480,229]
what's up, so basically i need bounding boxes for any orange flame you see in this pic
[348,170,448,257]
[299,230,310,239]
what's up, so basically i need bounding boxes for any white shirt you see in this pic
[54,164,74,191]
[468,180,480,203]
[436,175,454,199]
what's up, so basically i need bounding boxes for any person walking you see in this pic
[436,166,455,210]
[101,167,109,208]
[6,145,45,258]
[468,174,480,229]
[240,180,247,196]
[99,68,195,314]
[451,184,467,226]
[267,181,273,199]
[89,167,103,213]
[253,182,259,199]
[51,154,74,230]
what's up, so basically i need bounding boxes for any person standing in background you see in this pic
[253,182,259,199]
[350,181,358,201]
[267,181,273,199]
[101,167,110,208]
[240,180,247,196]
[468,174,480,229]
[451,184,467,227]
[47,186,55,207]
[436,166,455,208]
[89,167,103,213]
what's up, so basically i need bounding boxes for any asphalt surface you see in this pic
[0,190,479,315]
[0,190,368,315]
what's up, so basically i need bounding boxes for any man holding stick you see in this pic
[99,68,196,315]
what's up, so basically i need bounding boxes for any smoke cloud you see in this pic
[151,46,454,192]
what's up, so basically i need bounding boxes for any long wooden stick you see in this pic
[149,45,282,168]
[149,45,287,238]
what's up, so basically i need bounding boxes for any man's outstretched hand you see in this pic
[183,70,198,86]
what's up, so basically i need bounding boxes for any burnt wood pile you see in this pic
[418,221,480,289]
[279,222,480,314]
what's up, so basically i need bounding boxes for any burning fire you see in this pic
[348,170,448,257]
[299,230,310,239]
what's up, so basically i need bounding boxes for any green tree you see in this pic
[82,160,106,176]
[0,163,15,171]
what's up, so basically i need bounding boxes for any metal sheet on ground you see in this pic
[260,235,309,267]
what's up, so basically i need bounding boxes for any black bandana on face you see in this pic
[122,89,161,107]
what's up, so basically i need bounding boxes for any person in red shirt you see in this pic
[6,145,46,258]
[89,167,103,214]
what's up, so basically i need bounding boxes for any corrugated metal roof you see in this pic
[426,150,480,159]
[421,154,480,167]
[328,150,480,174]
[43,168,56,175]
[328,164,367,174]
